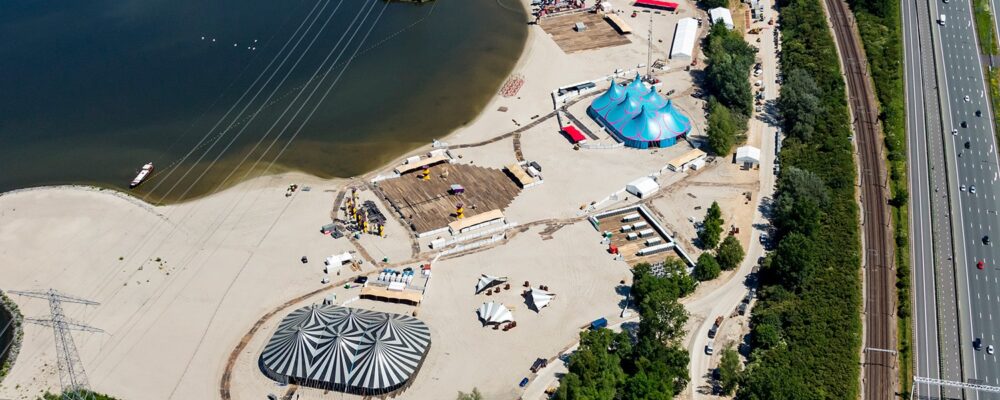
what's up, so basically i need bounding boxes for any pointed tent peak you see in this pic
[625,75,651,97]
[641,89,668,109]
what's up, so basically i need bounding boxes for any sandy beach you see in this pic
[0,0,777,398]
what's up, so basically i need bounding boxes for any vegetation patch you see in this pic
[554,260,694,400]
[845,0,911,390]
[0,290,23,384]
[703,23,756,155]
[737,0,862,397]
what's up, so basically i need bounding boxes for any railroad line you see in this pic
[823,0,898,398]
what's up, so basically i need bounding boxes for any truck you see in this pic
[708,316,723,338]
[590,317,608,330]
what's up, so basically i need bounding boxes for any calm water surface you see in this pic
[0,0,527,203]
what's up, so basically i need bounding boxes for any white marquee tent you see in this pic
[475,274,508,294]
[736,146,761,168]
[626,176,660,199]
[477,301,513,325]
[670,18,699,60]
[527,288,556,312]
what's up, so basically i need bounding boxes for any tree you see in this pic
[778,69,822,142]
[716,235,745,270]
[699,202,725,249]
[456,388,484,400]
[694,252,722,281]
[707,99,738,155]
[717,346,742,395]
[554,329,629,400]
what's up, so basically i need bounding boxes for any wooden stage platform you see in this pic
[375,163,522,234]
[539,12,631,53]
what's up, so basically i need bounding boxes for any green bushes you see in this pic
[698,201,725,248]
[716,236,745,270]
[555,260,693,400]
[704,23,755,155]
[695,252,723,281]
[737,0,862,396]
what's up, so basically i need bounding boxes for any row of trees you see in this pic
[703,23,755,155]
[737,0,862,396]
[554,260,695,400]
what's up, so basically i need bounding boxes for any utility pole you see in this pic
[10,289,102,400]
[646,13,654,81]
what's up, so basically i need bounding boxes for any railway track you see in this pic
[822,0,897,398]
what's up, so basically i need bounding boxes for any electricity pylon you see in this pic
[10,289,102,400]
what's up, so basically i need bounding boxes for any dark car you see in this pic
[965,141,971,149]
[961,121,968,128]
[984,235,992,245]
[976,110,983,117]
[354,276,369,284]
[975,337,983,350]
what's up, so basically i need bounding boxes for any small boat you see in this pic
[130,162,154,189]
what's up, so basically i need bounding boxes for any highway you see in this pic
[932,0,1000,390]
[904,0,1000,392]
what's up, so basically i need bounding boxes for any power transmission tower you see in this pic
[10,289,102,400]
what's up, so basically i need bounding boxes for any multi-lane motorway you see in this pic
[907,0,1000,392]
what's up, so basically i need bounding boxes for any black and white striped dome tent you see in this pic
[259,304,432,395]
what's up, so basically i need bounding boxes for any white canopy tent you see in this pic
[527,288,556,312]
[736,146,761,168]
[626,177,659,198]
[475,274,508,294]
[708,7,735,29]
[670,18,698,60]
[477,302,513,325]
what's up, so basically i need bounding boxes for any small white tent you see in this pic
[475,274,508,294]
[527,288,556,312]
[626,177,659,198]
[477,302,513,325]
[735,146,761,168]
[708,7,735,29]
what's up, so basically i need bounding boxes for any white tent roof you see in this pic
[475,274,508,294]
[325,251,352,265]
[626,177,660,197]
[708,7,735,29]
[670,18,699,60]
[528,288,556,311]
[736,146,762,163]
[477,302,513,325]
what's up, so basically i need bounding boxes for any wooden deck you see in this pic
[375,163,522,234]
[597,213,679,266]
[539,13,631,53]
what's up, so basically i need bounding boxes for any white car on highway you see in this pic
[990,345,995,355]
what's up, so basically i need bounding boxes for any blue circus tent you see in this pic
[587,76,692,148]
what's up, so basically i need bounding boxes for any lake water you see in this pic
[0,0,527,203]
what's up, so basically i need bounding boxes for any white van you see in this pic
[939,14,946,25]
